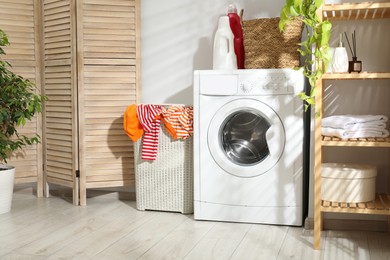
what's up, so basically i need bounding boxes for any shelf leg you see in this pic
[313,76,324,249]
[314,203,322,249]
[313,130,322,249]
[388,216,390,234]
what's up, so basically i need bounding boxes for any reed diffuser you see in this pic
[344,30,362,73]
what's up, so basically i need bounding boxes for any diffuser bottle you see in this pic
[349,57,362,73]
[332,34,349,73]
[213,16,237,70]
[346,30,362,73]
[227,4,245,69]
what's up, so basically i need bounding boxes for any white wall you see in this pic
[140,0,285,105]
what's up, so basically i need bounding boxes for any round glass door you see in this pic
[208,99,285,178]
[221,110,271,166]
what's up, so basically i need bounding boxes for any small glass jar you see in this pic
[348,57,362,73]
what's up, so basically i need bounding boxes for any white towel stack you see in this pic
[322,115,389,139]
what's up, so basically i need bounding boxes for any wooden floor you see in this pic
[1,186,390,260]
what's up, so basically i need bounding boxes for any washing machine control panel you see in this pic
[238,73,297,95]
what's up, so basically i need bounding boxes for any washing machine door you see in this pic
[207,98,285,177]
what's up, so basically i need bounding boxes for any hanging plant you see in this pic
[0,29,47,164]
[279,0,332,111]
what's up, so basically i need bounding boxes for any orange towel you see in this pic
[123,104,144,142]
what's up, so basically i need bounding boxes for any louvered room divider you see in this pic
[0,0,44,196]
[0,0,140,205]
[41,0,140,205]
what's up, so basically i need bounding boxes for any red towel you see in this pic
[137,104,162,160]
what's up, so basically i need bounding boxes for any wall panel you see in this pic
[42,0,79,204]
[0,0,43,193]
[77,0,139,205]
[41,0,140,205]
[1,0,139,204]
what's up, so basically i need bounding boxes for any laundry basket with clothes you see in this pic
[124,104,194,214]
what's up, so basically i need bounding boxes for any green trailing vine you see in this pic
[279,0,332,111]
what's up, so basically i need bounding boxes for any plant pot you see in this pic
[0,165,15,214]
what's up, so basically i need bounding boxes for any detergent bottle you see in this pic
[227,4,245,69]
[213,16,237,70]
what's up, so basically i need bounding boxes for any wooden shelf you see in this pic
[321,193,390,215]
[322,2,390,20]
[322,136,390,147]
[322,72,390,80]
[314,1,390,250]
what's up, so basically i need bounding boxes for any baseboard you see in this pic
[305,217,388,232]
[14,183,136,201]
[49,187,136,201]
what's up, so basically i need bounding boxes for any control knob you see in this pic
[240,81,253,93]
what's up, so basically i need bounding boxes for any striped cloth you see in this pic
[161,106,193,139]
[137,104,162,160]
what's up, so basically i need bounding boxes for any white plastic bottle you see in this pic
[213,16,237,70]
[332,34,349,73]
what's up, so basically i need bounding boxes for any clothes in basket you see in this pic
[124,104,193,160]
[124,104,194,214]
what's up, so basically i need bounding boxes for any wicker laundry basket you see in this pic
[134,125,193,214]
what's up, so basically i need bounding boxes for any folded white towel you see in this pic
[322,127,390,139]
[346,122,387,130]
[322,115,388,129]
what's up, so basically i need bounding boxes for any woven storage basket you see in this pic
[134,125,193,214]
[243,17,303,69]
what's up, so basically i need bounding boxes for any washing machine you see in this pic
[193,69,305,226]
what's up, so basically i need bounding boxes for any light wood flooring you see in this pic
[1,186,390,260]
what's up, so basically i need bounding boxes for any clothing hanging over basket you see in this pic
[123,104,194,161]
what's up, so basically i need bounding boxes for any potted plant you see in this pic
[0,29,46,214]
[279,0,332,111]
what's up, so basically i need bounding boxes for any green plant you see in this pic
[0,29,46,164]
[279,0,332,111]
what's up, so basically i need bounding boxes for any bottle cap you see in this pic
[228,4,237,14]
[218,15,230,28]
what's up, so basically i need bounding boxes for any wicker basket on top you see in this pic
[243,17,303,69]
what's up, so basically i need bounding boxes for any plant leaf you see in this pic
[0,29,47,163]
[315,0,323,8]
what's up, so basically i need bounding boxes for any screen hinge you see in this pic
[75,170,80,178]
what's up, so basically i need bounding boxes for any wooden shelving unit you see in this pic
[322,193,390,215]
[314,1,390,250]
[322,72,390,80]
[322,2,390,20]
[322,136,390,147]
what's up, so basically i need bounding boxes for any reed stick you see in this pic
[353,30,357,57]
[344,32,354,57]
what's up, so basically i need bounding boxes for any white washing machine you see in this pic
[193,69,305,226]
